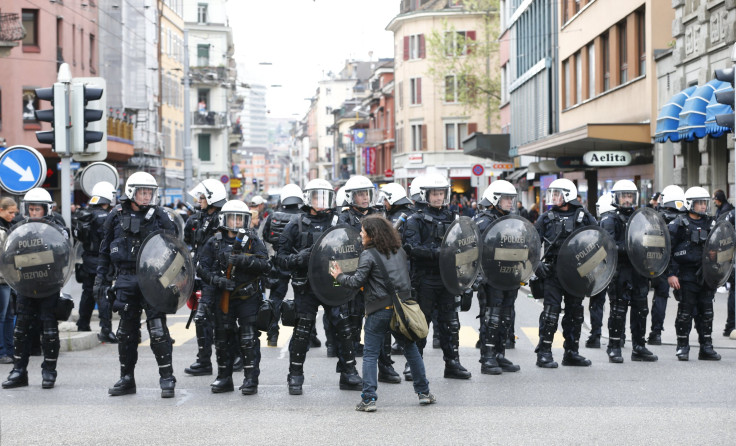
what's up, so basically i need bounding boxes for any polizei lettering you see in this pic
[18,238,43,249]
[501,235,525,244]
[646,252,663,259]
[457,236,477,247]
[22,270,48,280]
[332,245,356,254]
[499,265,518,274]
[719,237,733,246]
[575,242,599,261]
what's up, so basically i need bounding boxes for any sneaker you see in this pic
[418,392,436,405]
[0,356,13,364]
[355,398,377,412]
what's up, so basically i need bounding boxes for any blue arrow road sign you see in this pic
[0,145,47,194]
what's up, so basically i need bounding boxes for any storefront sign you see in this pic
[556,156,584,169]
[583,151,632,167]
[408,153,423,164]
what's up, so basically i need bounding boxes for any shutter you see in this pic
[419,34,425,59]
[466,30,475,54]
[468,123,478,134]
[421,125,427,151]
[403,36,409,61]
[416,77,422,104]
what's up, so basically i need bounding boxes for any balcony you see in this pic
[189,66,230,85]
[0,13,23,57]
[192,111,227,128]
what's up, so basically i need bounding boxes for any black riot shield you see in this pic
[0,220,74,298]
[702,220,736,289]
[481,215,541,290]
[556,226,617,297]
[308,225,362,306]
[439,216,482,295]
[136,230,194,313]
[163,207,186,241]
[625,207,671,278]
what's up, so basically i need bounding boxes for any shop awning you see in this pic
[654,86,696,143]
[677,79,729,141]
[517,123,651,157]
[505,168,528,181]
[705,82,734,138]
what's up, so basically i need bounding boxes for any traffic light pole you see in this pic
[183,30,193,203]
[58,64,73,230]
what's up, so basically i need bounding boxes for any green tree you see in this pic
[426,0,501,133]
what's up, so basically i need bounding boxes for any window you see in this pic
[574,0,581,14]
[444,30,475,56]
[22,9,39,49]
[72,25,76,66]
[575,51,582,104]
[197,3,208,24]
[410,78,422,105]
[637,9,646,76]
[411,124,424,151]
[197,44,210,66]
[403,34,425,60]
[398,81,403,109]
[618,21,627,84]
[445,75,457,103]
[22,88,40,129]
[198,133,211,161]
[89,34,96,74]
[56,18,63,70]
[501,65,508,103]
[444,122,468,150]
[80,27,84,70]
[563,60,570,108]
[587,43,595,98]
[602,32,610,91]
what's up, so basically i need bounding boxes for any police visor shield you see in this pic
[497,194,517,213]
[545,188,565,208]
[351,189,374,208]
[308,190,334,210]
[133,186,158,207]
[222,212,251,232]
[426,188,449,207]
[691,199,711,216]
[614,191,638,209]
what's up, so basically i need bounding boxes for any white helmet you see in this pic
[596,193,615,217]
[280,183,304,207]
[377,183,412,207]
[303,178,334,211]
[344,175,375,210]
[409,175,428,203]
[661,185,685,211]
[188,179,227,208]
[218,200,251,232]
[419,173,451,207]
[611,179,639,210]
[684,186,711,217]
[21,187,54,217]
[335,186,348,208]
[89,181,116,206]
[124,172,158,208]
[480,180,517,212]
[545,178,577,208]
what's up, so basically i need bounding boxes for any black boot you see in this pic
[108,374,136,396]
[403,362,413,381]
[160,375,176,398]
[232,355,244,372]
[211,375,234,393]
[480,353,502,375]
[339,367,363,390]
[562,350,592,367]
[41,369,57,389]
[391,341,404,355]
[585,335,600,348]
[675,338,690,361]
[378,362,401,384]
[185,361,213,376]
[2,369,28,389]
[444,359,472,379]
[98,328,119,344]
[240,375,258,395]
[647,331,662,345]
[631,344,658,362]
[698,343,721,361]
[496,354,520,372]
[267,331,278,347]
[40,323,59,389]
[536,306,559,368]
[607,341,624,364]
[288,373,304,395]
[536,348,558,368]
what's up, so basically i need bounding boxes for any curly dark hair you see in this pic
[361,214,401,257]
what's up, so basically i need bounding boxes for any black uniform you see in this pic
[183,207,220,375]
[97,201,179,397]
[262,205,301,344]
[600,207,658,363]
[667,212,721,361]
[720,209,736,336]
[648,206,684,344]
[473,207,520,375]
[198,228,271,394]
[73,206,115,339]
[276,210,362,394]
[405,205,472,379]
[2,214,68,389]
[534,202,597,368]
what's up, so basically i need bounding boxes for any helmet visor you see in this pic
[221,211,251,232]
[614,191,638,209]
[350,188,374,208]
[307,190,334,211]
[22,202,51,218]
[424,187,450,207]
[545,188,566,208]
[133,186,158,207]
[495,194,517,213]
[689,198,711,216]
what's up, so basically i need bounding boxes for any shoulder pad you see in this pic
[214,232,222,240]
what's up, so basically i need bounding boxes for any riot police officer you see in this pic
[647,185,686,345]
[586,193,615,349]
[262,183,304,346]
[96,172,180,398]
[534,178,597,368]
[473,180,521,375]
[73,181,118,343]
[276,179,362,395]
[601,180,658,363]
[667,187,721,361]
[183,179,227,377]
[405,173,472,379]
[197,200,271,394]
[2,188,68,389]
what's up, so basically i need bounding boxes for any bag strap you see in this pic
[367,249,416,338]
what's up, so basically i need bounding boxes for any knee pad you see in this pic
[146,318,167,344]
[117,318,140,343]
[239,318,258,348]
[42,320,59,339]
[335,317,353,340]
[294,318,314,343]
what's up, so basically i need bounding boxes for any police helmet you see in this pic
[124,172,159,208]
[684,186,711,217]
[376,183,412,207]
[280,184,304,207]
[596,193,615,217]
[218,200,251,232]
[545,178,577,209]
[481,180,517,212]
[419,174,451,208]
[661,185,685,211]
[21,188,54,217]
[344,175,375,210]
[335,186,348,208]
[89,181,116,206]
[303,179,334,211]
[611,179,639,210]
[409,175,429,203]
[188,179,227,208]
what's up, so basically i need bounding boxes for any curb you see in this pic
[60,331,100,352]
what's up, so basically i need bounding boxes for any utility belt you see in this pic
[231,280,261,300]
[117,267,137,275]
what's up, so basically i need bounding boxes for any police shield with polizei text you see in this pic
[701,219,736,289]
[625,206,671,278]
[0,220,74,298]
[308,225,363,306]
[439,216,482,296]
[481,214,541,290]
[555,225,617,297]
[136,230,195,313]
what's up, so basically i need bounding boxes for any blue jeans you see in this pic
[361,308,429,401]
[0,284,14,357]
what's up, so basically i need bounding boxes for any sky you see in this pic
[226,0,399,119]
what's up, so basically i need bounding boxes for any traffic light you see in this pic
[714,67,735,130]
[71,77,107,162]
[34,83,69,153]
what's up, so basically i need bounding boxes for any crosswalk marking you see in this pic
[521,326,564,349]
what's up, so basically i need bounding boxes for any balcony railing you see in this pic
[0,13,25,41]
[189,66,230,84]
[192,111,227,127]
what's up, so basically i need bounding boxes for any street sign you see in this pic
[492,163,514,170]
[472,164,484,176]
[79,162,119,197]
[57,162,81,170]
[220,175,229,184]
[230,178,242,188]
[385,168,394,178]
[0,145,47,194]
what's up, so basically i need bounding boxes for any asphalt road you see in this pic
[0,281,735,445]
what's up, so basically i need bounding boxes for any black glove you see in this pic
[291,248,312,268]
[212,276,236,291]
[230,253,255,269]
[402,244,412,256]
[194,305,208,323]
[535,263,550,279]
[93,276,111,302]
